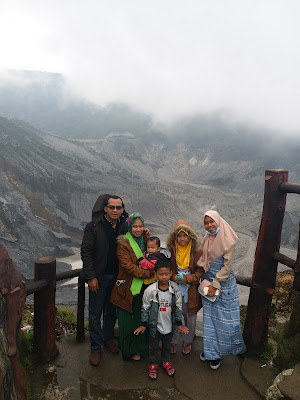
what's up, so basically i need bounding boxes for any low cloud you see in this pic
[1,1,300,134]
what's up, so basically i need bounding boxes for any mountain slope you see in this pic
[1,115,299,281]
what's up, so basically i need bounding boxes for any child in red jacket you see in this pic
[139,236,171,270]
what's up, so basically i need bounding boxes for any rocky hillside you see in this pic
[1,72,300,281]
[0,114,299,282]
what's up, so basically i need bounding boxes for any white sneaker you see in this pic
[199,352,206,361]
[210,359,221,369]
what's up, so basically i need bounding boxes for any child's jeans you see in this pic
[149,330,172,365]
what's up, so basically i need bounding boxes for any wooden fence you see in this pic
[4,168,299,399]
[243,169,300,350]
[26,258,85,361]
[25,169,300,359]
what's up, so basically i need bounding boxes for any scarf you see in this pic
[197,210,238,272]
[175,229,191,270]
[127,212,146,295]
[125,232,144,295]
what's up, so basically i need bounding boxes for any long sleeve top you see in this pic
[211,246,235,290]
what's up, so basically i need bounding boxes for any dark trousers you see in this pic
[149,330,172,365]
[89,274,117,352]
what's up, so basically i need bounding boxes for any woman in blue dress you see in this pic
[197,210,246,369]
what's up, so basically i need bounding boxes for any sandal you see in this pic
[148,364,158,380]
[162,361,175,377]
[182,342,191,355]
[171,343,177,354]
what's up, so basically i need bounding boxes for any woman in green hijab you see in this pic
[110,213,154,360]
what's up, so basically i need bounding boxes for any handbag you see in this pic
[198,279,220,302]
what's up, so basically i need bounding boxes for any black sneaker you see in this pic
[199,352,206,361]
[210,359,221,370]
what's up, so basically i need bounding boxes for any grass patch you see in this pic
[261,341,274,361]
[20,309,34,398]
[19,304,88,398]
[56,307,77,324]
[240,304,247,332]
[21,305,34,326]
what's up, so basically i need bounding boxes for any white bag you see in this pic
[198,279,220,302]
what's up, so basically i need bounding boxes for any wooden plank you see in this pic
[273,252,295,269]
[56,268,83,281]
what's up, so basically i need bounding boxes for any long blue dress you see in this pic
[202,255,246,360]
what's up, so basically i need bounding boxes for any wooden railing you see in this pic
[26,257,85,361]
[25,169,300,359]
[243,169,300,351]
[3,168,297,400]
[26,258,252,362]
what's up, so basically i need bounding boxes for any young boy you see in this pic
[134,259,189,380]
[139,236,171,271]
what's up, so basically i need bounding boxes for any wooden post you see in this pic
[33,256,58,361]
[244,169,288,351]
[76,275,85,342]
[293,221,300,290]
[0,293,17,399]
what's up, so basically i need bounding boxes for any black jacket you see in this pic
[80,194,128,281]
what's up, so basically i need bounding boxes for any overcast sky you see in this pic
[1,0,300,132]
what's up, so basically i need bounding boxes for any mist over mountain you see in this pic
[1,70,299,168]
[0,70,299,283]
[0,70,155,138]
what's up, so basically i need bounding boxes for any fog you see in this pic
[1,0,300,133]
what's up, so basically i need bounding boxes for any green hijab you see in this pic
[127,212,145,295]
[128,212,145,252]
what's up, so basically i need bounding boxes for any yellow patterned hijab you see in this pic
[175,229,192,270]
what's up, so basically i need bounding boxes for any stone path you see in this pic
[30,334,281,400]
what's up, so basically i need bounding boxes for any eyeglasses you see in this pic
[107,205,123,210]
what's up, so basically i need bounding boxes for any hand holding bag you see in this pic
[198,279,220,302]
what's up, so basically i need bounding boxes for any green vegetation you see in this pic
[20,307,34,398]
[21,305,34,326]
[56,306,77,325]
[18,304,84,398]
[240,304,247,332]
[261,342,274,362]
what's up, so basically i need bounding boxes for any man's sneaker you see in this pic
[104,340,119,354]
[199,352,206,361]
[89,352,100,366]
[210,359,221,370]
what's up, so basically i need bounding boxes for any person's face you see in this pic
[204,215,218,234]
[156,267,172,285]
[104,198,123,222]
[131,219,144,237]
[176,231,189,246]
[147,240,160,254]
